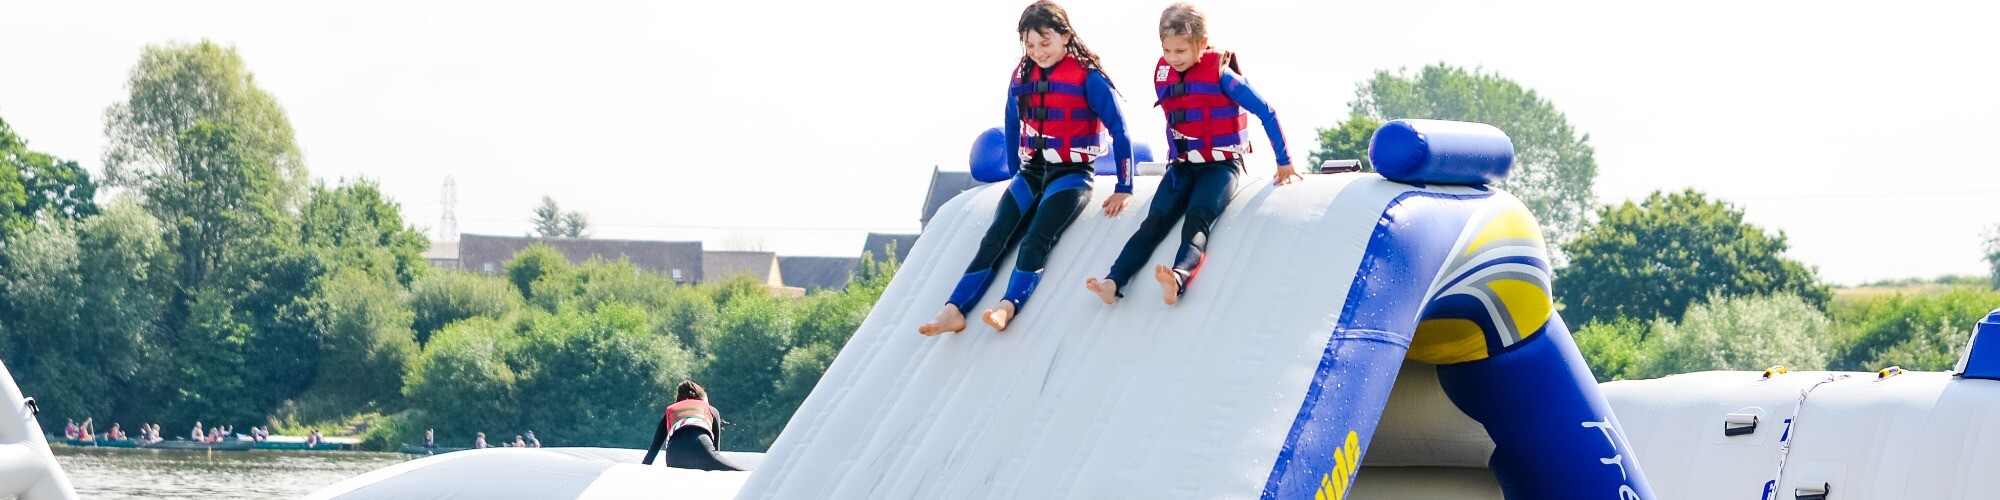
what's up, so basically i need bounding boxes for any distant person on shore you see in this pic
[524,430,540,448]
[474,432,488,449]
[642,381,745,471]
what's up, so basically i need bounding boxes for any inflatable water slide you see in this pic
[312,119,1645,499]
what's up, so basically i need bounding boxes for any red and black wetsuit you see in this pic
[643,399,744,471]
[945,55,1131,316]
[1105,50,1291,296]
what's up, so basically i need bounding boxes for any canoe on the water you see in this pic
[255,441,346,451]
[61,438,139,448]
[400,444,471,455]
[139,439,254,451]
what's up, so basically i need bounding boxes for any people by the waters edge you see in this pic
[53,415,557,452]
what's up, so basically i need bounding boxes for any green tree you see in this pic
[409,271,522,344]
[168,287,260,427]
[1308,111,1382,171]
[300,179,430,286]
[530,195,589,239]
[295,270,420,419]
[139,122,289,293]
[1557,189,1830,328]
[1832,287,2000,371]
[512,303,694,447]
[1641,294,1834,378]
[657,286,720,359]
[1571,318,1650,383]
[0,116,98,240]
[700,294,795,449]
[0,203,169,423]
[505,243,571,300]
[1316,64,1597,245]
[403,317,524,444]
[103,40,304,210]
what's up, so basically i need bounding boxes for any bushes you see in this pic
[1643,294,1833,376]
[1831,287,2000,371]
[409,271,520,344]
[394,254,902,451]
[1570,287,2000,382]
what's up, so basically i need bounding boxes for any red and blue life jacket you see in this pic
[1154,50,1250,163]
[665,399,721,439]
[1012,55,1105,164]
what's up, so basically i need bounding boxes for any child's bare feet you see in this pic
[982,301,1018,331]
[918,305,967,336]
[1154,265,1183,306]
[1085,278,1119,305]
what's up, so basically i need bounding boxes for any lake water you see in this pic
[52,446,408,499]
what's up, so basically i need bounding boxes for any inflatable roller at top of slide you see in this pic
[739,119,1652,500]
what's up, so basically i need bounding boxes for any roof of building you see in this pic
[862,233,917,264]
[778,256,861,292]
[922,168,986,228]
[421,241,459,261]
[703,250,781,285]
[456,234,703,281]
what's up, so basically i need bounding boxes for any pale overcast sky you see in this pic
[2,0,1996,285]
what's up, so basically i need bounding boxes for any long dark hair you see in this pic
[1016,1,1113,88]
[676,381,707,402]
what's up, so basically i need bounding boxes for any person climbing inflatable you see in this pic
[642,381,745,471]
[918,0,1134,335]
[1086,2,1298,306]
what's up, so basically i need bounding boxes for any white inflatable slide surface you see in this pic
[739,174,1501,499]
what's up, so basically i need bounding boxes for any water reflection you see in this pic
[53,446,407,499]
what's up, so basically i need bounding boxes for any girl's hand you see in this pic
[1273,164,1303,186]
[1102,192,1132,216]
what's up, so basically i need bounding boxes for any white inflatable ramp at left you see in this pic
[305,447,761,499]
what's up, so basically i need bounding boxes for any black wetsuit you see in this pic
[1105,159,1242,295]
[946,159,1095,314]
[641,416,744,471]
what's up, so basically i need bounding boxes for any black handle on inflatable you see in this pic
[1794,482,1830,500]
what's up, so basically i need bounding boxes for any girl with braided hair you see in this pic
[919,0,1134,335]
[1086,2,1300,306]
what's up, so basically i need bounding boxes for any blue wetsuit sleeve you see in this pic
[1085,70,1134,193]
[1003,89,1021,176]
[1220,69,1293,167]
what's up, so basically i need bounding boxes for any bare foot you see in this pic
[982,301,1018,331]
[1085,278,1119,305]
[918,305,967,336]
[1154,265,1183,306]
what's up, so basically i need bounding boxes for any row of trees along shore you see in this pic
[4,42,1998,450]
